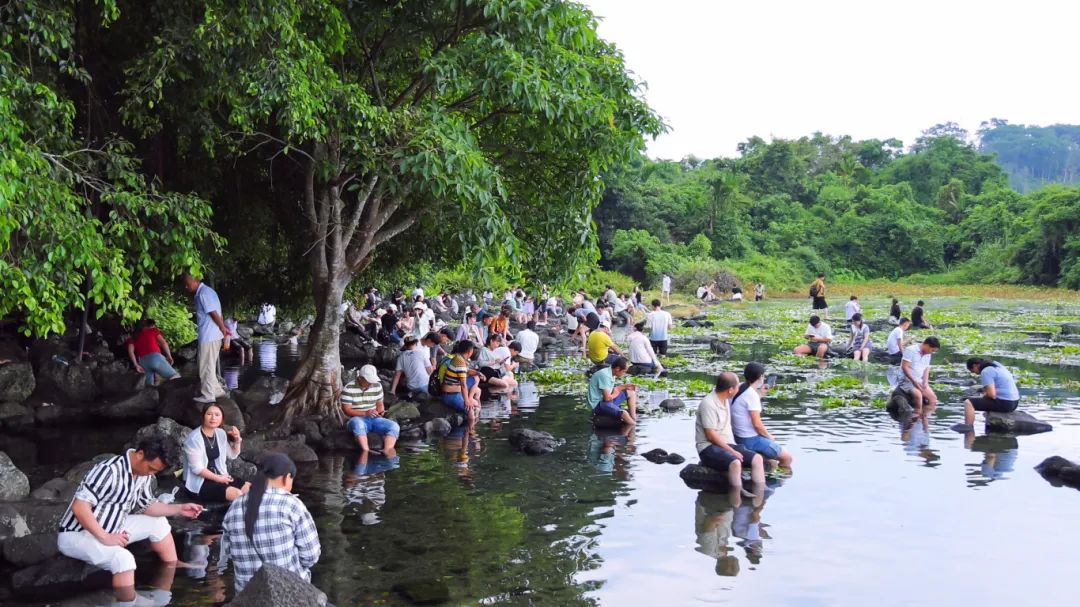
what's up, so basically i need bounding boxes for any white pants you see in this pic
[57,514,171,574]
[197,339,224,400]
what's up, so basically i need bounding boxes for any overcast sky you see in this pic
[585,0,1080,160]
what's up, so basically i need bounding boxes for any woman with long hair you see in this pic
[223,453,320,592]
[182,403,249,502]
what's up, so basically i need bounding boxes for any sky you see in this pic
[585,0,1080,160]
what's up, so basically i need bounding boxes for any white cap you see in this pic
[600,318,611,328]
[359,364,380,384]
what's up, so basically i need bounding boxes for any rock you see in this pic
[235,325,255,340]
[278,320,296,335]
[642,448,685,465]
[1035,456,1080,489]
[90,388,159,419]
[628,364,663,376]
[0,362,35,402]
[94,359,142,396]
[384,403,421,422]
[174,341,198,363]
[509,428,560,455]
[339,332,378,361]
[157,377,204,426]
[128,417,192,473]
[226,563,328,607]
[1058,322,1080,336]
[985,410,1053,435]
[885,388,913,421]
[215,397,247,432]
[679,463,730,492]
[591,414,625,429]
[10,555,112,600]
[659,398,685,412]
[253,323,275,336]
[683,320,700,328]
[227,458,258,483]
[709,338,733,356]
[0,401,34,428]
[237,376,289,410]
[245,436,318,464]
[0,452,30,501]
[3,532,59,567]
[424,418,452,438]
[38,359,98,403]
[392,578,450,605]
[64,454,116,483]
[728,321,765,329]
[0,501,68,541]
[29,478,76,503]
[400,425,424,441]
[666,453,686,464]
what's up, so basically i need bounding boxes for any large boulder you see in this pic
[0,452,30,501]
[226,563,329,607]
[38,359,98,403]
[1035,456,1080,489]
[158,377,206,426]
[339,332,377,361]
[679,463,730,492]
[64,454,116,483]
[3,532,59,567]
[129,417,193,474]
[90,389,159,420]
[29,478,77,503]
[0,362,35,402]
[242,435,318,464]
[709,338,733,356]
[885,388,914,421]
[228,458,258,483]
[384,402,421,423]
[509,428,560,455]
[94,359,142,396]
[0,401,35,428]
[10,555,111,601]
[985,410,1052,435]
[237,376,289,410]
[659,398,685,412]
[0,501,68,541]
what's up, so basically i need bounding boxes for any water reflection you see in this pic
[257,340,278,373]
[180,531,229,603]
[586,426,636,477]
[442,420,481,486]
[693,488,774,577]
[900,418,940,467]
[223,366,241,390]
[517,381,540,409]
[344,452,401,526]
[966,435,1019,487]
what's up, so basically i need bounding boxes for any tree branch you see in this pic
[341,173,378,249]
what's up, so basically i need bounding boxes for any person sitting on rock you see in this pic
[628,321,663,374]
[587,356,637,426]
[888,297,902,325]
[477,333,518,390]
[587,319,622,366]
[224,318,254,364]
[441,340,481,420]
[695,372,765,495]
[793,315,833,359]
[730,363,793,471]
[126,318,180,387]
[57,435,204,605]
[515,321,541,364]
[342,365,399,455]
[911,300,933,330]
[491,306,513,340]
[435,327,455,363]
[845,313,872,361]
[886,318,910,365]
[223,453,320,593]
[391,336,433,398]
[899,337,940,420]
[183,403,250,502]
[957,357,1020,433]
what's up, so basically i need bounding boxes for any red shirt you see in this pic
[127,328,163,358]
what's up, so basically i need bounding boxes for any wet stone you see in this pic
[393,579,451,605]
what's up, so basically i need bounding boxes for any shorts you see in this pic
[897,379,922,394]
[735,435,783,460]
[969,397,1019,413]
[196,477,247,502]
[698,444,759,471]
[887,352,902,365]
[57,514,171,574]
[806,341,827,352]
[812,297,828,310]
[138,352,179,387]
[346,415,401,438]
[442,391,467,413]
[479,366,505,380]
[650,340,668,355]
[755,295,763,301]
[588,353,621,367]
[593,391,629,419]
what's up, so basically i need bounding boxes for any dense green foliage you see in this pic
[978,119,1080,192]
[598,129,1080,291]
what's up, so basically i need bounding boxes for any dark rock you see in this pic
[173,340,198,363]
[591,414,625,429]
[0,362,35,402]
[628,364,663,376]
[129,417,192,474]
[385,402,421,422]
[0,501,68,541]
[400,425,424,441]
[215,397,247,432]
[509,428,560,455]
[3,532,59,567]
[642,448,669,463]
[226,563,328,607]
[235,325,255,340]
[32,401,73,425]
[659,398,685,412]
[253,323,275,336]
[227,458,258,483]
[10,555,111,601]
[885,388,913,421]
[64,454,116,483]
[29,478,76,502]
[690,335,714,345]
[1035,456,1080,489]
[679,463,730,492]
[0,452,30,501]
[665,453,686,465]
[94,359,142,396]
[728,321,765,329]
[683,320,700,328]
[393,578,450,605]
[158,377,204,426]
[245,436,318,464]
[986,410,1052,435]
[0,401,34,428]
[90,388,159,420]
[424,418,452,438]
[38,359,98,403]
[1061,322,1080,336]
[237,376,289,410]
[709,338,733,356]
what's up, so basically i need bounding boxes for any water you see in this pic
[7,297,1080,606]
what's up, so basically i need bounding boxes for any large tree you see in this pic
[120,0,662,418]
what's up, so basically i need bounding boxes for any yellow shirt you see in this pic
[587,330,615,364]
[811,278,825,297]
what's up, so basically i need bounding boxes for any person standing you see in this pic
[183,274,230,404]
[661,273,672,303]
[844,295,861,323]
[628,322,663,374]
[754,283,764,302]
[809,273,828,319]
[645,299,673,356]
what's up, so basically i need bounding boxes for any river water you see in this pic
[7,297,1080,606]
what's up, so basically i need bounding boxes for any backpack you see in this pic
[428,355,453,395]
[809,284,819,298]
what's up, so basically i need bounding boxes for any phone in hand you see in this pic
[766,375,778,387]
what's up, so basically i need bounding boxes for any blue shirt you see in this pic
[195,283,224,343]
[980,363,1019,401]
[587,367,615,409]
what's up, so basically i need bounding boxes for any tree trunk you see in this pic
[280,273,349,423]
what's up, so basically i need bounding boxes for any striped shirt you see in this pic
[223,486,321,592]
[441,355,469,388]
[58,450,156,534]
[342,381,382,412]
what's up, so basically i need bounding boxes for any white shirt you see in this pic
[396,349,431,391]
[662,275,672,292]
[515,329,540,359]
[257,304,276,325]
[730,386,763,439]
[412,288,424,299]
[646,309,673,341]
[731,292,743,301]
[844,300,861,321]
[628,331,659,366]
[887,326,905,355]
[805,323,833,341]
[902,344,932,384]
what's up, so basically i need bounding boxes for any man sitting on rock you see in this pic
[587,319,622,366]
[956,357,1020,433]
[342,365,399,456]
[899,337,940,420]
[587,356,637,426]
[793,315,833,359]
[390,336,433,398]
[57,435,204,605]
[695,372,765,496]
[886,317,910,365]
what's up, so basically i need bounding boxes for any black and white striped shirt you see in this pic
[58,450,156,534]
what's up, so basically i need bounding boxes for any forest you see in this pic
[595,125,1080,292]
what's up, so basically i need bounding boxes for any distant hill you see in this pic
[978,120,1080,192]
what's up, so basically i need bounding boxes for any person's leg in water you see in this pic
[625,388,638,420]
[793,344,812,356]
[815,343,828,359]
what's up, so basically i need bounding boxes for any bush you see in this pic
[722,253,808,292]
[145,293,197,345]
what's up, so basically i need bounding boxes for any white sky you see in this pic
[585,0,1080,160]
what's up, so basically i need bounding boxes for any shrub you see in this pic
[145,293,197,345]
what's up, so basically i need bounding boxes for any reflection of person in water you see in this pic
[967,435,1019,485]
[586,426,635,478]
[182,532,228,602]
[442,419,480,485]
[900,417,940,466]
[732,491,770,565]
[344,451,400,525]
[693,491,739,577]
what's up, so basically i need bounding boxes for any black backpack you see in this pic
[809,284,819,298]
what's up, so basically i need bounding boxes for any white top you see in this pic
[902,344,932,384]
[887,326,905,354]
[396,349,431,391]
[628,331,659,366]
[647,309,673,341]
[412,287,424,299]
[183,428,239,494]
[515,329,540,359]
[257,303,277,325]
[844,300,861,321]
[805,323,833,341]
[662,275,672,291]
[730,387,763,439]
[731,292,743,301]
[478,346,512,367]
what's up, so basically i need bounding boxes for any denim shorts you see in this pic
[346,415,400,438]
[735,435,783,460]
[442,392,467,413]
[593,391,628,419]
[139,352,179,386]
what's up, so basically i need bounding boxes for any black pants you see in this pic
[970,397,1018,413]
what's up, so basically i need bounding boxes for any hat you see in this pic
[359,364,379,384]
[600,318,611,328]
[413,302,425,310]
[375,308,386,317]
